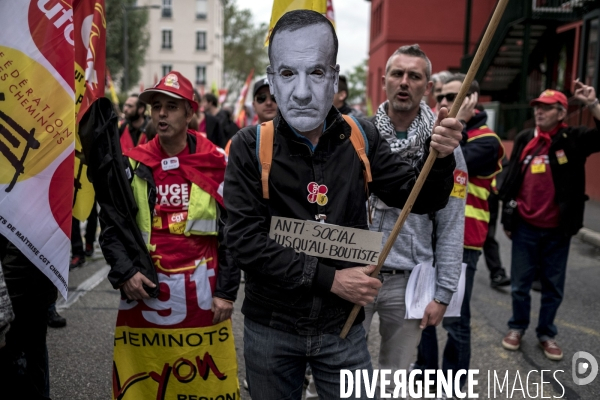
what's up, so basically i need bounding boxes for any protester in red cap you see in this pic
[98,71,240,398]
[499,80,600,361]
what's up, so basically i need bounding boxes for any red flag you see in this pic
[74,0,107,123]
[233,69,254,128]
[218,88,228,105]
[326,0,335,27]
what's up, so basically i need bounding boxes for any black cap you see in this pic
[253,77,270,97]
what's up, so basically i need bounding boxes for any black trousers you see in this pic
[0,235,57,399]
[483,192,506,278]
[71,200,98,257]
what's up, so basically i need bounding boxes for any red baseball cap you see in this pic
[530,89,568,109]
[139,71,198,112]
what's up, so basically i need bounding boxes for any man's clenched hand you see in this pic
[331,265,382,306]
[431,107,463,158]
[212,297,234,324]
[122,271,156,301]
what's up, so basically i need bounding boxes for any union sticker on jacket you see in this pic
[451,170,467,199]
[556,149,568,165]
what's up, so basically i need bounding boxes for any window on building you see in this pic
[374,4,383,38]
[162,0,172,18]
[196,0,207,19]
[196,31,207,51]
[161,29,172,49]
[196,66,206,85]
[162,64,172,77]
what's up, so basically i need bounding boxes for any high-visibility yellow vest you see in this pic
[129,159,218,252]
[464,126,505,250]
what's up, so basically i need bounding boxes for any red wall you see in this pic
[368,0,497,106]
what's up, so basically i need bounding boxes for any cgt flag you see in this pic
[265,0,327,46]
[0,0,79,299]
[72,0,106,222]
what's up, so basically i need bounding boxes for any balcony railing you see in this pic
[533,0,593,13]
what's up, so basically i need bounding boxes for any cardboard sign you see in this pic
[269,216,383,264]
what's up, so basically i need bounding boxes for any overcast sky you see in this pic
[234,0,371,75]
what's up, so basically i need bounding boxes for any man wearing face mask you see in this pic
[224,10,463,399]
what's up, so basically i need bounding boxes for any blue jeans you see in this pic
[508,221,570,340]
[244,318,375,400]
[416,249,480,394]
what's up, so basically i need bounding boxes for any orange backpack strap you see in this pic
[257,117,372,200]
[257,121,274,199]
[342,114,372,183]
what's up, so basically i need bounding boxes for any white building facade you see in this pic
[137,0,224,93]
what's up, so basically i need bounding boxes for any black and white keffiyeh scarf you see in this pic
[371,100,435,210]
[374,100,435,165]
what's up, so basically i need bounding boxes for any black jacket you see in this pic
[82,100,239,301]
[224,107,456,335]
[461,110,501,177]
[500,118,600,236]
[204,112,225,148]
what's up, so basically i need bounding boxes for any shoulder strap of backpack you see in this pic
[342,114,372,183]
[256,117,373,200]
[256,121,275,199]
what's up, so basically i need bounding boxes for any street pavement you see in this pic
[47,218,600,399]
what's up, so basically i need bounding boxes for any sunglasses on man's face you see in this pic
[255,93,276,104]
[436,93,459,103]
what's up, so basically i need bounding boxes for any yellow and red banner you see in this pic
[0,0,106,298]
[265,0,327,46]
[0,0,76,299]
[73,0,106,221]
[113,257,239,399]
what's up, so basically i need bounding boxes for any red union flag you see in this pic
[74,0,106,123]
[72,0,106,221]
[0,0,78,299]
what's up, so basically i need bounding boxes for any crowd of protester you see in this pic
[1,9,600,400]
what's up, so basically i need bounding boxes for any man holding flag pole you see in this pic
[224,6,463,398]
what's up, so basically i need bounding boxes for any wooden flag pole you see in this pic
[340,0,511,339]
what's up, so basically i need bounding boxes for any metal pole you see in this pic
[123,6,129,92]
[464,0,472,56]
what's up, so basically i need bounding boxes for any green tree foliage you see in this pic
[223,0,269,102]
[105,0,150,93]
[345,59,367,105]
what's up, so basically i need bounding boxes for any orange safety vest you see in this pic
[464,125,505,250]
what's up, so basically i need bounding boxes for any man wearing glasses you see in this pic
[252,77,278,123]
[417,73,505,397]
[500,82,600,361]
[224,10,464,400]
